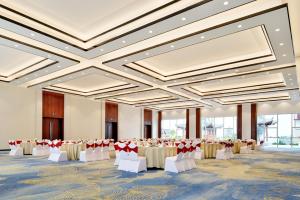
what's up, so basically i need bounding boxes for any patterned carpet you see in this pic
[0,150,300,200]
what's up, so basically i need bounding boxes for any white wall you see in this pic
[258,100,300,115]
[152,110,158,138]
[64,95,102,140]
[118,104,142,140]
[189,108,196,139]
[0,83,41,149]
[201,105,237,117]
[242,104,251,139]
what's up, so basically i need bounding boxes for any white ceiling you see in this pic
[3,0,173,40]
[0,0,299,110]
[138,26,270,76]
[0,45,43,76]
[54,74,126,92]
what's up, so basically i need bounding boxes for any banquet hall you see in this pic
[0,0,300,199]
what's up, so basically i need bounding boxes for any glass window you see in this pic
[257,113,300,149]
[201,116,236,140]
[161,119,186,139]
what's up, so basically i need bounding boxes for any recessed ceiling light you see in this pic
[279,43,284,46]
[122,40,126,44]
[261,64,265,67]
[191,77,195,80]
[57,65,61,68]
[140,74,144,77]
[69,76,73,79]
[275,28,280,32]
[124,59,128,62]
[289,78,293,81]
[65,46,69,49]
[181,17,186,21]
[105,73,109,76]
[288,73,291,76]
[14,44,19,47]
[212,73,215,76]
[224,1,229,5]
[124,68,128,71]
[200,36,205,39]
[25,77,28,80]
[237,24,242,28]
[30,33,35,37]
[45,70,49,73]
[100,49,104,52]
[170,45,175,48]
[173,80,177,83]
[153,79,157,82]
[235,69,239,72]
[282,54,287,57]
[34,74,38,77]
[145,52,150,56]
[148,30,153,34]
[266,72,270,75]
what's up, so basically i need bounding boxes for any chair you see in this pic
[193,141,203,160]
[93,140,102,161]
[9,140,23,156]
[42,140,50,155]
[240,142,254,154]
[48,140,68,162]
[118,143,147,173]
[102,140,110,160]
[114,142,120,165]
[216,142,227,160]
[32,141,47,156]
[165,143,187,173]
[80,142,95,162]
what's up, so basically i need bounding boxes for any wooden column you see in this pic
[158,111,162,138]
[237,104,242,139]
[251,103,257,141]
[186,109,190,139]
[196,108,201,138]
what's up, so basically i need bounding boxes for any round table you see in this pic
[60,143,85,160]
[138,146,177,168]
[21,141,36,155]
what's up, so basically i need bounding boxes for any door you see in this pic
[144,125,152,139]
[105,122,118,142]
[43,118,64,140]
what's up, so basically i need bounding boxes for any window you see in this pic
[161,119,186,139]
[201,116,237,140]
[257,113,300,148]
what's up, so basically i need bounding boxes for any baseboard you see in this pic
[0,149,9,151]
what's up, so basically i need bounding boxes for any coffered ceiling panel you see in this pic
[0,0,298,110]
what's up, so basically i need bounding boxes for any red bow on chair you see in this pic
[36,142,43,146]
[114,143,119,151]
[16,140,22,144]
[54,141,62,147]
[94,143,101,148]
[196,143,201,148]
[129,146,138,153]
[9,141,16,145]
[177,147,183,154]
[48,142,55,148]
[118,145,129,152]
[103,143,109,147]
[86,143,95,149]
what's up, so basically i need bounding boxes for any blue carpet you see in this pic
[0,151,300,200]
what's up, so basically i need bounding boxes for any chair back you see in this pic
[128,143,138,160]
[118,143,129,160]
[176,143,185,160]
[86,141,95,152]
[103,140,110,151]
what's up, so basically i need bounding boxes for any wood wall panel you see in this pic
[196,108,201,138]
[105,102,118,122]
[144,109,152,125]
[158,111,162,138]
[237,104,242,139]
[251,103,257,141]
[186,109,190,139]
[42,91,64,118]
